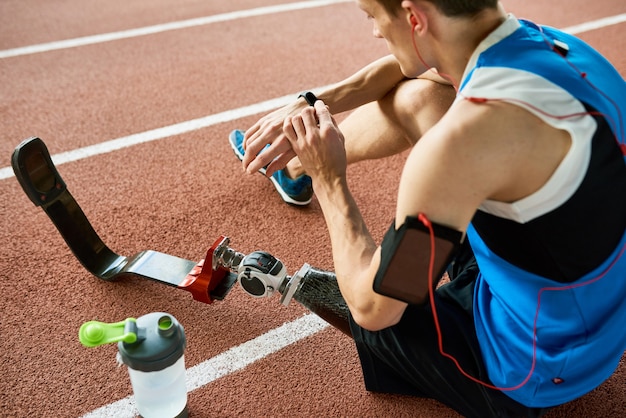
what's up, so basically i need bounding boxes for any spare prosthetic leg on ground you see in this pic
[12,137,351,337]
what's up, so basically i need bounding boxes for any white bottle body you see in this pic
[127,355,187,418]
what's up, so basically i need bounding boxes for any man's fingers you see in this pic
[300,106,319,131]
[241,135,266,168]
[314,100,333,127]
[283,116,297,143]
[290,114,307,138]
[243,125,260,150]
[265,150,296,177]
[244,138,290,174]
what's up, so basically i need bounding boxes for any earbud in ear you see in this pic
[410,15,418,27]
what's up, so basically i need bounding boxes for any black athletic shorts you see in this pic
[349,241,551,418]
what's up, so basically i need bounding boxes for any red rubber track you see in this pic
[1,0,624,416]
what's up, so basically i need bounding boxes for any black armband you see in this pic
[373,216,464,305]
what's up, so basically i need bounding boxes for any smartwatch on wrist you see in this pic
[298,91,318,106]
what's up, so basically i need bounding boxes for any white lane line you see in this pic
[1,93,293,180]
[1,85,334,181]
[2,14,624,181]
[1,6,622,60]
[81,314,329,418]
[5,13,626,414]
[562,13,626,35]
[0,0,351,59]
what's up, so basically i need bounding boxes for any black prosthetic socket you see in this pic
[292,267,352,337]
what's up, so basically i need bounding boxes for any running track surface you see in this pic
[1,1,624,416]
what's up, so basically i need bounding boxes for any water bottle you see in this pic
[79,312,188,418]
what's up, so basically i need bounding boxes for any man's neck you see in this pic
[431,5,508,86]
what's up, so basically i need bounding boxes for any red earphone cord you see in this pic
[417,213,626,391]
[409,21,625,155]
[411,15,625,388]
[409,18,625,388]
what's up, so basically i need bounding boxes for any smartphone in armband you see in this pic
[373,216,464,305]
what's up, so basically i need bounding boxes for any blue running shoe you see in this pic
[228,129,313,206]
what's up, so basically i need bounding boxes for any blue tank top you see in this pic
[460,16,626,407]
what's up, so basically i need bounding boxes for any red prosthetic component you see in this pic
[178,236,231,304]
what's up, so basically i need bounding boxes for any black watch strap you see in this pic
[298,91,318,106]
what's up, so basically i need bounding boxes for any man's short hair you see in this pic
[377,0,498,17]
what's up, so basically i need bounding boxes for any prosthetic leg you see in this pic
[232,250,351,336]
[283,266,351,336]
[12,137,351,336]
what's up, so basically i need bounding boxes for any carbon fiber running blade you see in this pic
[12,137,129,280]
[10,137,235,303]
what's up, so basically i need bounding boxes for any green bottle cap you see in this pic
[79,318,138,347]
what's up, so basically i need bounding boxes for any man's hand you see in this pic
[242,100,308,176]
[282,100,347,185]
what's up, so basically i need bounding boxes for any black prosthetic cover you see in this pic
[292,267,352,337]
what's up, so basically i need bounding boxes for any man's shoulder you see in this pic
[432,98,571,201]
[440,98,542,146]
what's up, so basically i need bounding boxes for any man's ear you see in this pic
[402,1,428,34]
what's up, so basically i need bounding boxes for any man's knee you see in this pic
[385,78,456,143]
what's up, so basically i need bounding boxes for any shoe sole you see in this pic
[268,175,312,206]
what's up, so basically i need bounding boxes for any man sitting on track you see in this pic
[228,0,626,416]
